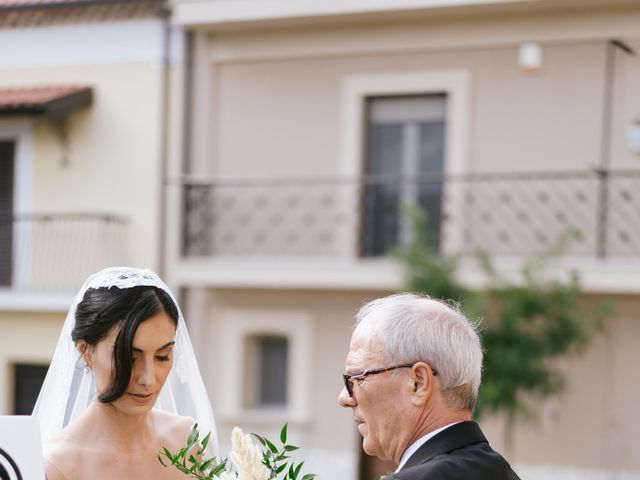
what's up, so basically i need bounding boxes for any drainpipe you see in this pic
[596,39,634,258]
[157,0,171,276]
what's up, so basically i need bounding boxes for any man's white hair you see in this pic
[356,292,483,411]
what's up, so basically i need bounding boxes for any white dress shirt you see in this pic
[395,422,461,473]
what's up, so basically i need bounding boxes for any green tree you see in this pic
[394,208,609,453]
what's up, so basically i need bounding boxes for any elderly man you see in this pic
[338,293,520,479]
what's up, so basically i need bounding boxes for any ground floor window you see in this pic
[13,363,48,415]
[244,335,289,408]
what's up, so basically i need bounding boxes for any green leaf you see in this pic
[265,438,279,454]
[187,423,199,446]
[211,459,228,475]
[158,422,317,480]
[252,433,267,447]
[200,431,211,451]
[198,458,213,471]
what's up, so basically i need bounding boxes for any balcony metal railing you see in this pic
[0,213,127,291]
[179,169,640,260]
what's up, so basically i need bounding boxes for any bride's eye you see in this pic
[156,355,171,362]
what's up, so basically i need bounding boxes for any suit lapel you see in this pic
[402,421,488,470]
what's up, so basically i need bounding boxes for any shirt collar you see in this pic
[395,422,461,473]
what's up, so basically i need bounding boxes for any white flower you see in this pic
[217,473,238,480]
[230,427,271,480]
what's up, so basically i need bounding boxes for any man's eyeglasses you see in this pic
[342,363,438,398]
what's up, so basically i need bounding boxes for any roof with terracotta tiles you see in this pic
[0,86,92,116]
[0,0,119,8]
[0,0,165,27]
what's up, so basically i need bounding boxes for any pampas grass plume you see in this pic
[230,427,270,480]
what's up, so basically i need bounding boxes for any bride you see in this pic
[33,267,217,479]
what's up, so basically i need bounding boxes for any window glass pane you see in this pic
[369,95,446,123]
[362,124,402,256]
[362,95,446,257]
[245,335,288,408]
[258,336,288,407]
[368,124,403,176]
[13,363,48,415]
[419,121,446,173]
[418,122,446,249]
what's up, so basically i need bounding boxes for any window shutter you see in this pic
[0,141,15,286]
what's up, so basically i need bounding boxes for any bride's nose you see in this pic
[135,358,155,387]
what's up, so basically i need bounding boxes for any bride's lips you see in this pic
[127,392,156,404]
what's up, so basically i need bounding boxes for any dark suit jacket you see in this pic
[387,421,521,480]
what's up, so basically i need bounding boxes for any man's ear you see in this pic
[409,362,437,406]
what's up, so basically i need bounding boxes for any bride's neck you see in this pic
[85,402,156,452]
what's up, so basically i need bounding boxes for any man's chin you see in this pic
[361,438,379,458]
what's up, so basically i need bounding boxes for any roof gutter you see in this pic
[0,0,161,12]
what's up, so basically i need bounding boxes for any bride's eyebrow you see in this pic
[132,341,176,353]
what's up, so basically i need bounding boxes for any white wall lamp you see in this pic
[518,42,543,75]
[629,118,640,154]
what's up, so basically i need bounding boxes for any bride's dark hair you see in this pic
[72,285,179,403]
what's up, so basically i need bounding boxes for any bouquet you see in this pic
[159,423,317,480]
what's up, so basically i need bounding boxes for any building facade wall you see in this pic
[172,3,640,479]
[192,8,640,180]
[187,288,382,479]
[0,18,171,271]
[0,16,178,420]
[0,310,65,415]
[191,289,640,479]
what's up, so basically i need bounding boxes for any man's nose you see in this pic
[338,386,356,408]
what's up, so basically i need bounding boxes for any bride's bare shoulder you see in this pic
[153,410,197,446]
[154,408,196,428]
[43,432,86,480]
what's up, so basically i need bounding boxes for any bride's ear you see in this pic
[76,341,92,368]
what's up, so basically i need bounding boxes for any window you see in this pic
[13,363,48,415]
[361,95,446,257]
[245,335,289,408]
[0,141,14,286]
[217,308,312,421]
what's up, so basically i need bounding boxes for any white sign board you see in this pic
[0,416,46,480]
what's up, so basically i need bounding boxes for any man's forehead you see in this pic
[345,325,385,368]
[354,313,385,336]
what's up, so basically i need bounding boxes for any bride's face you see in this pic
[88,310,177,415]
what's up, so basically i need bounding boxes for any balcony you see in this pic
[175,169,640,292]
[0,213,127,294]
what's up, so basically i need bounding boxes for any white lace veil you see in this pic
[32,267,218,455]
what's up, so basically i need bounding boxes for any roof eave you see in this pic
[0,87,93,118]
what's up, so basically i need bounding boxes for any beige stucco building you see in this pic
[1,1,639,479]
[166,0,640,479]
[0,0,178,417]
